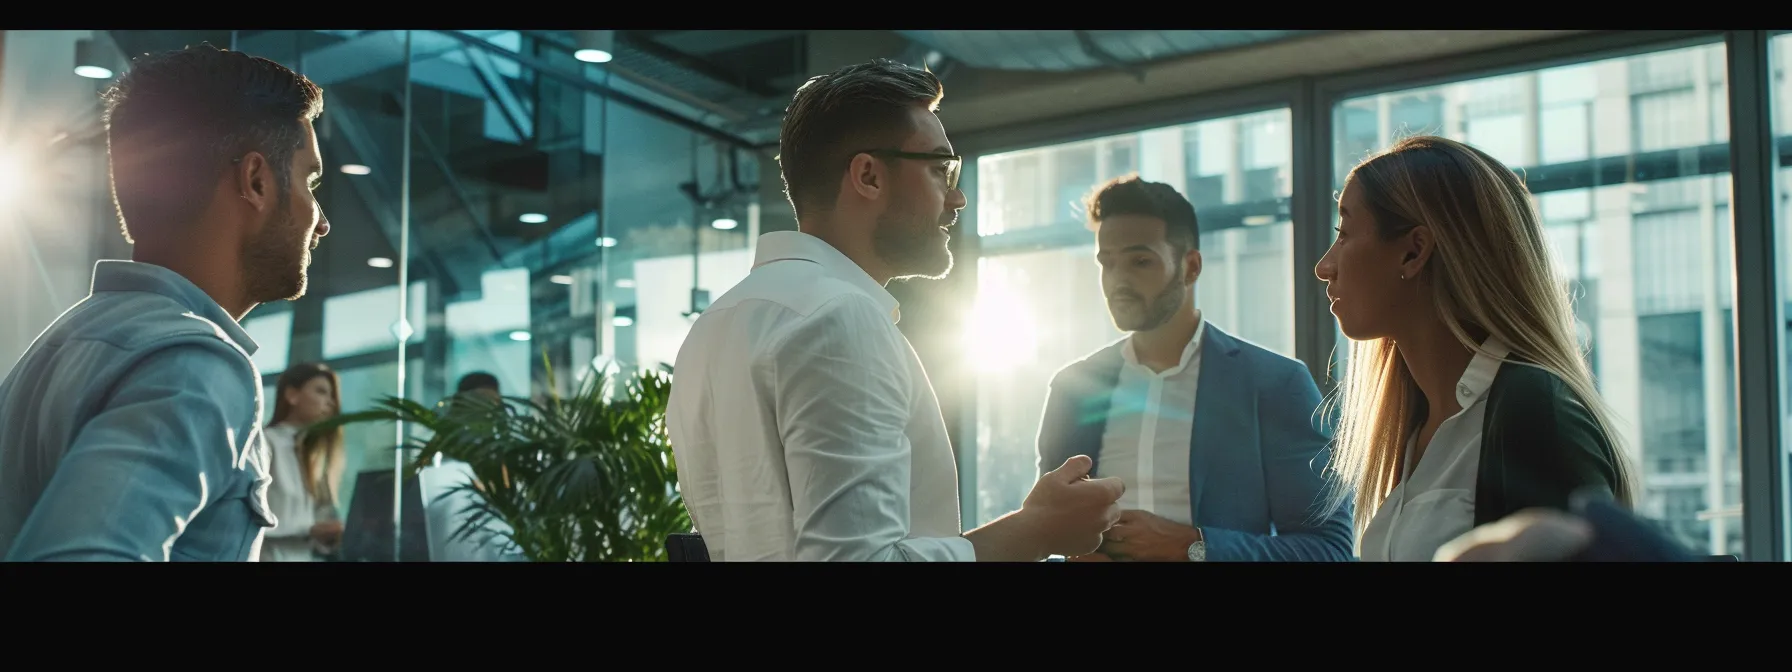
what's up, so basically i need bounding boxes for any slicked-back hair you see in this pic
[103,44,323,244]
[777,58,943,218]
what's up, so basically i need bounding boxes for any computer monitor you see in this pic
[338,468,432,562]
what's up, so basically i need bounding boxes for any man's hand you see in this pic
[1016,455,1126,557]
[1434,508,1593,562]
[1098,509,1203,562]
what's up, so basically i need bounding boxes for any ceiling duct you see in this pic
[895,30,1320,75]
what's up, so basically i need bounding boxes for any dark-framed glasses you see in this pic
[855,149,962,190]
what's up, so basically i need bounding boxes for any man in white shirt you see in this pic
[668,59,1126,562]
[1037,176,1354,562]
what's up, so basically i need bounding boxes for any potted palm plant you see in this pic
[315,363,690,562]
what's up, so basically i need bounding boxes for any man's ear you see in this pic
[235,151,274,213]
[847,152,885,202]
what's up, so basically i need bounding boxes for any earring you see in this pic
[1399,273,1407,280]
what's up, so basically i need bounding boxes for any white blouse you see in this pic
[1359,337,1510,562]
[261,423,319,561]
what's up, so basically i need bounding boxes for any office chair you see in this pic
[666,533,710,562]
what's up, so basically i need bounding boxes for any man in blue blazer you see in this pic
[1035,176,1353,562]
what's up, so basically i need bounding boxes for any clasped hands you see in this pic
[1021,456,1199,562]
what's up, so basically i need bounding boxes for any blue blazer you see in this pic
[1035,323,1354,562]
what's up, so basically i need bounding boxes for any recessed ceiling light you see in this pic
[519,213,548,224]
[508,330,532,342]
[574,49,613,63]
[340,164,372,175]
[596,236,618,248]
[612,315,634,327]
[549,274,574,285]
[711,218,739,230]
[74,65,113,79]
[615,278,636,288]
[367,257,394,268]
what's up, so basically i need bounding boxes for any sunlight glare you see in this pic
[964,269,1038,373]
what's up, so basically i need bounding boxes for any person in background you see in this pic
[260,362,347,561]
[0,45,329,561]
[454,372,501,405]
[418,372,516,561]
[1039,176,1353,562]
[1313,135,1636,561]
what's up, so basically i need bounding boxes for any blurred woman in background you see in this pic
[1314,135,1637,561]
[261,362,347,561]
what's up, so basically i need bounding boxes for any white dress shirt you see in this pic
[1359,336,1511,561]
[260,423,318,562]
[1096,320,1205,526]
[419,457,515,561]
[667,231,974,562]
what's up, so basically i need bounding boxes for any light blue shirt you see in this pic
[0,260,276,561]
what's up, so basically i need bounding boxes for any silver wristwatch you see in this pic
[1186,535,1207,562]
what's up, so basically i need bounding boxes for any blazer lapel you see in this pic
[1189,324,1241,526]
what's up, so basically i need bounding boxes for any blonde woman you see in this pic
[261,362,348,561]
[1313,135,1637,562]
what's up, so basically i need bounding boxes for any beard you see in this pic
[242,189,313,304]
[874,200,955,281]
[1108,259,1188,332]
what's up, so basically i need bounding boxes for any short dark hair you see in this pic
[1084,175,1201,252]
[457,372,500,394]
[777,59,944,217]
[103,44,324,245]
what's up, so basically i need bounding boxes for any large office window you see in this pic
[1329,42,1741,555]
[1767,32,1792,555]
[968,108,1295,526]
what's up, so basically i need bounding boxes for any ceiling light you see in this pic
[614,278,635,288]
[596,236,618,248]
[711,218,738,230]
[573,30,615,64]
[612,315,634,327]
[508,330,532,342]
[74,39,114,79]
[519,212,548,224]
[549,274,574,285]
[367,257,394,268]
[340,164,372,175]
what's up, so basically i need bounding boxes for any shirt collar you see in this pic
[89,260,260,355]
[1454,333,1510,408]
[1120,317,1206,374]
[752,231,901,324]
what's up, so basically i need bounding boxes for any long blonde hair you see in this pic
[1322,135,1638,536]
[271,362,346,507]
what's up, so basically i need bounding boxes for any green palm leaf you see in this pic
[313,361,689,562]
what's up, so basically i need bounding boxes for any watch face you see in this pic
[1187,542,1205,562]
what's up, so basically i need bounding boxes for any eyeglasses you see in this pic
[854,149,962,191]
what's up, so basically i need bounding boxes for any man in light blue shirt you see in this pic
[0,45,331,561]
